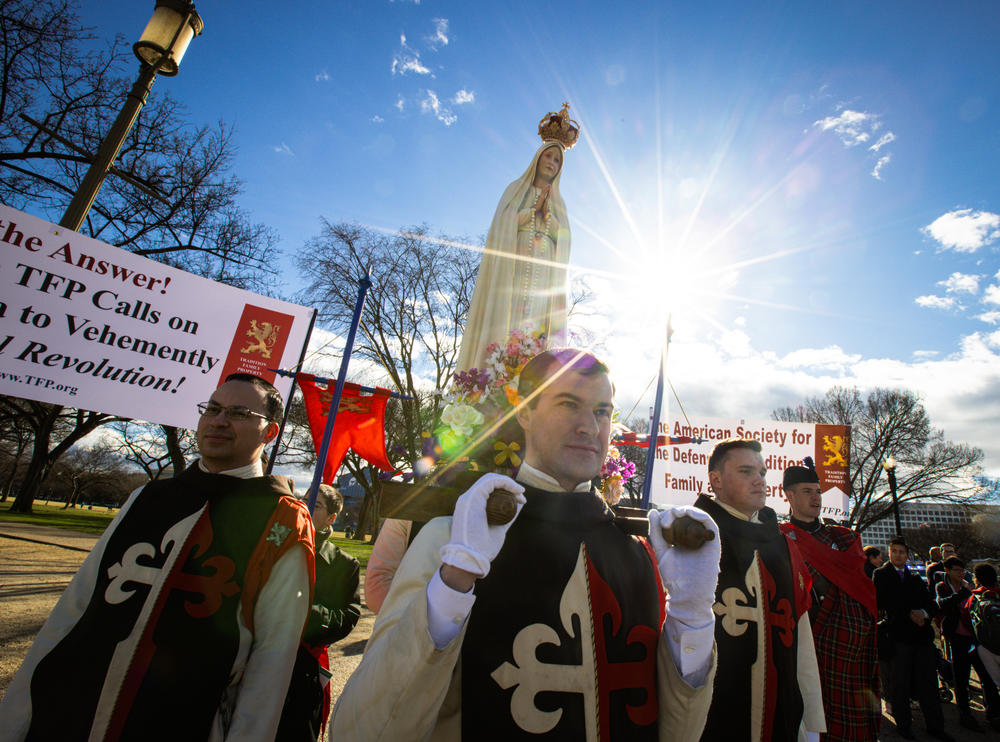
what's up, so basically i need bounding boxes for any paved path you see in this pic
[2,522,998,739]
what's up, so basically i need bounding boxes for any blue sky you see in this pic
[82,1,1000,476]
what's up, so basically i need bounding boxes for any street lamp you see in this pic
[883,455,903,537]
[59,1,203,232]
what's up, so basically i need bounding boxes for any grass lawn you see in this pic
[0,503,375,567]
[0,501,118,535]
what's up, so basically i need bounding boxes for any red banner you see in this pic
[217,304,296,385]
[297,374,394,483]
[814,424,851,493]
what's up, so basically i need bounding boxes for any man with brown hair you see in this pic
[332,348,721,741]
[874,537,953,741]
[695,438,824,742]
[0,373,315,741]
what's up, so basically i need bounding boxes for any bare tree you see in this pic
[108,420,197,481]
[773,386,986,530]
[295,221,479,534]
[44,443,141,507]
[0,0,278,510]
[0,396,124,511]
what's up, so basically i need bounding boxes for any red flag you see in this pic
[296,374,395,483]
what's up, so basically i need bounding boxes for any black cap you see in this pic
[783,455,820,489]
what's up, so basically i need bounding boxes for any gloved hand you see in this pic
[648,506,721,628]
[439,473,526,579]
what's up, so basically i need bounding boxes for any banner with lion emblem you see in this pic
[649,414,851,520]
[0,205,314,427]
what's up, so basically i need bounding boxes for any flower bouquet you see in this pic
[379,329,637,523]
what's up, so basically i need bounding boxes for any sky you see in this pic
[80,1,1000,478]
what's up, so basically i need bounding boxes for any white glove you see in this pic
[439,473,526,579]
[648,506,721,628]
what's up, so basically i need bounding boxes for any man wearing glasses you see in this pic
[0,373,315,742]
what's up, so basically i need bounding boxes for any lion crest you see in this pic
[821,434,848,467]
[241,319,280,359]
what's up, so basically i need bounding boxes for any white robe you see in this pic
[456,142,571,373]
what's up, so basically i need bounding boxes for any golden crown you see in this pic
[538,102,580,150]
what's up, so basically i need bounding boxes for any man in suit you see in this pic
[874,536,953,741]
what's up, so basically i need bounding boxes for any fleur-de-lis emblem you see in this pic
[267,523,291,547]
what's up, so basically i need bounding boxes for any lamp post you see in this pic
[883,455,903,537]
[60,1,203,232]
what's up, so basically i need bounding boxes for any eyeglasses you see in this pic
[197,402,272,422]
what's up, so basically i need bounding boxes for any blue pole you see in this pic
[641,316,672,509]
[305,273,373,514]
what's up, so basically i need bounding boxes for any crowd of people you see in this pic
[1,355,999,742]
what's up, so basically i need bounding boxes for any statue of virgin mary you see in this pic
[456,104,579,373]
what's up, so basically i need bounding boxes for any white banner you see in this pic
[0,204,314,428]
[649,414,851,520]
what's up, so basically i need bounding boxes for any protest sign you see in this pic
[0,204,314,428]
[649,414,851,519]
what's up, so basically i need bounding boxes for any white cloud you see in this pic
[395,96,405,112]
[452,89,474,105]
[937,272,981,295]
[814,109,878,146]
[814,106,895,180]
[922,208,1000,253]
[420,89,457,126]
[869,132,895,153]
[391,34,431,76]
[315,70,329,82]
[779,345,862,370]
[975,311,1000,324]
[273,142,294,156]
[371,115,384,123]
[914,294,957,310]
[872,155,891,180]
[984,284,1000,306]
[428,18,449,48]
[912,350,939,359]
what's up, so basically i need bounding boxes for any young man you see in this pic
[965,564,1000,701]
[0,374,315,741]
[935,556,1000,731]
[279,483,361,740]
[874,537,953,741]
[864,546,883,578]
[780,460,879,742]
[694,439,824,742]
[331,349,722,741]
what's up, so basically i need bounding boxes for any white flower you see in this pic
[440,402,484,438]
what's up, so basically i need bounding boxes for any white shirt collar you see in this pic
[714,497,761,523]
[198,459,263,479]
[516,461,592,493]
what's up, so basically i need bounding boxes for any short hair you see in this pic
[517,348,612,409]
[316,484,344,516]
[940,542,956,551]
[708,438,762,473]
[888,536,908,552]
[943,556,965,570]
[974,563,998,588]
[223,373,283,421]
[929,546,942,561]
[864,546,881,559]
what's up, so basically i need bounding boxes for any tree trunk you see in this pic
[162,425,186,476]
[9,414,56,513]
[356,488,379,538]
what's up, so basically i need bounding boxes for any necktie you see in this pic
[898,569,905,580]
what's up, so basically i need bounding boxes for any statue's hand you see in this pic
[535,185,551,215]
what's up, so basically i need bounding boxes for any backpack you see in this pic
[969,592,1000,654]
